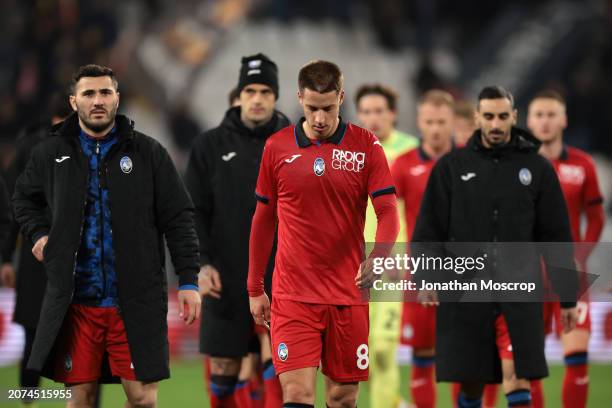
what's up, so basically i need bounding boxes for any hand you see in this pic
[178,289,201,325]
[198,265,222,299]
[0,263,15,288]
[32,235,48,262]
[560,306,578,333]
[249,293,271,327]
[418,289,439,307]
[355,258,376,289]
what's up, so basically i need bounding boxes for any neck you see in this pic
[240,110,272,130]
[539,135,563,161]
[79,119,115,139]
[377,128,393,143]
[304,117,339,141]
[422,139,452,159]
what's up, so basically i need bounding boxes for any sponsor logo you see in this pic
[558,164,585,185]
[410,165,427,176]
[222,152,237,162]
[55,156,70,163]
[120,156,133,174]
[313,157,325,176]
[285,154,301,163]
[461,172,476,181]
[519,168,532,186]
[277,343,288,361]
[332,149,365,172]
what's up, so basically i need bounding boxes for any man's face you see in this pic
[356,94,395,141]
[477,98,517,147]
[240,84,275,124]
[527,98,567,143]
[417,103,454,150]
[453,116,476,146]
[299,88,344,138]
[70,76,119,133]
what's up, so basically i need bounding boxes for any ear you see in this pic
[338,89,345,107]
[512,109,518,125]
[297,90,303,106]
[561,111,568,130]
[116,92,120,109]
[69,95,77,112]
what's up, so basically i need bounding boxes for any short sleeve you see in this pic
[255,139,277,204]
[367,134,396,199]
[390,155,406,198]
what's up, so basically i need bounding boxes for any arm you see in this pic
[153,142,201,323]
[575,157,605,264]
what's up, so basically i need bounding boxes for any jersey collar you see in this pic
[560,145,569,161]
[294,117,347,147]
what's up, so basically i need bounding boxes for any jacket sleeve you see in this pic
[535,161,577,308]
[0,175,11,260]
[411,157,451,283]
[184,135,214,267]
[11,143,50,245]
[153,142,199,287]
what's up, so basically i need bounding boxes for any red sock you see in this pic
[451,383,461,407]
[411,357,436,408]
[234,380,252,408]
[249,375,264,408]
[563,352,588,408]
[209,375,238,408]
[262,360,283,408]
[483,383,499,407]
[530,380,543,408]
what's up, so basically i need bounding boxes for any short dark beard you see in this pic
[77,106,117,134]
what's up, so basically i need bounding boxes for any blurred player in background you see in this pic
[0,93,74,407]
[453,100,477,147]
[12,64,201,408]
[391,90,454,408]
[248,60,399,408]
[355,83,416,408]
[528,90,605,408]
[186,53,290,408]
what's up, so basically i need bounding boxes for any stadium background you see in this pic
[0,0,611,406]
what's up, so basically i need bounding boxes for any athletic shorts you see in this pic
[270,298,369,383]
[54,304,136,383]
[544,300,591,337]
[399,301,436,349]
[494,314,514,361]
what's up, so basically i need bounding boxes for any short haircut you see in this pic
[298,60,343,94]
[354,84,398,112]
[418,89,455,108]
[454,100,476,121]
[70,64,118,94]
[530,89,566,106]
[477,86,514,108]
[228,87,241,107]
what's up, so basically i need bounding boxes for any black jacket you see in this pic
[185,107,289,343]
[12,113,199,382]
[2,121,50,328]
[412,127,576,382]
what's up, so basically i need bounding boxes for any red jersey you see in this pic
[255,118,396,305]
[390,147,438,241]
[550,146,603,243]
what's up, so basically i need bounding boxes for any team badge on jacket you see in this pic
[313,157,325,176]
[519,168,532,186]
[120,156,133,174]
[277,343,288,361]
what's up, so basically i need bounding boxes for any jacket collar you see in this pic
[221,106,290,139]
[51,112,135,142]
[294,117,347,148]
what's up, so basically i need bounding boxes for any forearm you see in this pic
[369,193,400,258]
[247,201,277,297]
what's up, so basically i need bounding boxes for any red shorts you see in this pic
[54,304,136,383]
[495,314,514,360]
[400,301,436,349]
[270,298,369,383]
[544,301,591,337]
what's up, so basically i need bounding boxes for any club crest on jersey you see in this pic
[313,157,325,176]
[519,168,532,186]
[277,343,288,361]
[332,149,365,172]
[120,156,133,174]
[64,354,72,372]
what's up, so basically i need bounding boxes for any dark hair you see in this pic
[298,60,343,94]
[228,87,241,107]
[418,89,454,108]
[48,91,72,119]
[530,89,566,106]
[355,84,398,112]
[478,86,514,108]
[70,64,118,94]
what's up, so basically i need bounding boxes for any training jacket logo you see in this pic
[55,156,70,163]
[461,172,476,181]
[222,152,237,162]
